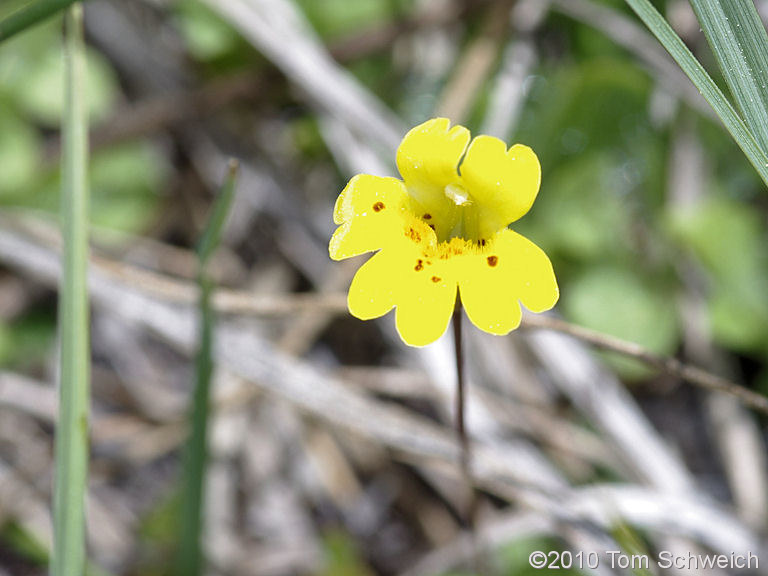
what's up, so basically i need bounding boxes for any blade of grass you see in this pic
[624,0,768,187]
[197,160,240,267]
[689,0,768,154]
[0,0,83,44]
[52,5,90,576]
[177,159,239,576]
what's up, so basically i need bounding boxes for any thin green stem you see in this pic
[0,0,84,44]
[178,160,239,576]
[52,5,90,576]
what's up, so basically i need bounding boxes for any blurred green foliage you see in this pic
[0,309,56,369]
[670,196,768,353]
[319,531,375,576]
[0,15,164,233]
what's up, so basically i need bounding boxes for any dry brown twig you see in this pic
[521,314,768,415]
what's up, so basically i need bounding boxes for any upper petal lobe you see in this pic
[396,118,470,240]
[460,136,541,239]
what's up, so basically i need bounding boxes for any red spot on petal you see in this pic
[372,201,385,212]
[487,255,498,267]
[406,227,422,243]
[431,276,441,283]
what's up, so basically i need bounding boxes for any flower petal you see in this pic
[329,175,409,260]
[348,251,398,320]
[458,229,557,334]
[396,118,470,240]
[395,270,457,347]
[348,232,457,346]
[460,136,541,239]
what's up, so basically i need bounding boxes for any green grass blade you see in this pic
[178,277,213,576]
[690,0,768,154]
[178,159,239,576]
[52,4,90,576]
[624,0,768,187]
[197,159,240,266]
[0,0,83,44]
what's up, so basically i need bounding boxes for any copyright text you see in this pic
[528,550,759,570]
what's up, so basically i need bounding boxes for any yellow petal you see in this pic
[329,175,409,260]
[396,118,470,241]
[458,229,557,335]
[348,251,398,320]
[348,234,457,346]
[460,136,541,239]
[395,268,457,347]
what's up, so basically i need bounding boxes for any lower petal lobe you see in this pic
[348,223,458,346]
[458,229,557,334]
[348,250,398,320]
[395,273,457,347]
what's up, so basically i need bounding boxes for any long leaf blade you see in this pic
[0,0,82,44]
[690,0,768,154]
[197,159,240,266]
[178,159,239,576]
[52,4,90,576]
[624,0,768,187]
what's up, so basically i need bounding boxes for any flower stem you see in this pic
[452,303,483,573]
[452,303,470,480]
[452,300,478,531]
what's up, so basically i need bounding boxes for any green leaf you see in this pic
[319,531,374,576]
[710,286,768,352]
[197,160,239,265]
[294,0,393,39]
[177,160,239,576]
[562,265,679,378]
[522,154,634,260]
[669,196,768,351]
[517,59,653,166]
[52,6,90,576]
[12,44,118,125]
[0,0,82,44]
[690,0,768,155]
[624,0,768,187]
[89,143,167,233]
[174,1,238,60]
[669,196,762,278]
[0,108,40,196]
[0,311,55,369]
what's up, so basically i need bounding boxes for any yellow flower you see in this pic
[329,118,558,346]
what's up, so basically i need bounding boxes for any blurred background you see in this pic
[0,0,767,574]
